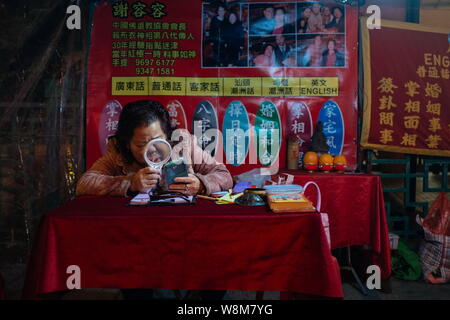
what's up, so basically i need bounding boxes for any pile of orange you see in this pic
[303,152,347,172]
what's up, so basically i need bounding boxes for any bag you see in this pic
[417,192,450,284]
[391,239,421,280]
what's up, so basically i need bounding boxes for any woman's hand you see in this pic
[169,174,205,196]
[129,167,161,193]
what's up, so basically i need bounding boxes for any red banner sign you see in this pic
[361,19,450,157]
[87,0,359,175]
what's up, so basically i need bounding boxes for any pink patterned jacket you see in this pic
[76,134,233,197]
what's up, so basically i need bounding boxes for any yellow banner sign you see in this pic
[112,77,148,95]
[111,76,339,97]
[299,77,339,96]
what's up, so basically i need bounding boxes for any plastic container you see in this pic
[263,184,304,195]
[389,233,399,250]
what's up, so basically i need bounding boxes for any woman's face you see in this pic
[229,13,237,24]
[323,7,330,16]
[264,45,273,56]
[328,40,336,51]
[334,8,342,18]
[275,9,284,24]
[303,8,311,18]
[130,121,167,165]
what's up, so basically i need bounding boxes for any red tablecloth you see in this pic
[281,171,391,279]
[23,196,343,299]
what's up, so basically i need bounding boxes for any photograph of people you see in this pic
[253,43,275,67]
[324,6,345,33]
[273,34,292,67]
[321,38,345,67]
[222,12,245,66]
[272,7,295,35]
[297,3,345,35]
[76,100,233,197]
[307,2,323,33]
[250,5,275,36]
[299,34,323,67]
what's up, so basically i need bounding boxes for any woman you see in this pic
[302,35,323,67]
[272,7,294,35]
[321,39,345,67]
[222,12,245,66]
[253,44,275,67]
[297,18,307,34]
[321,6,333,26]
[324,6,345,33]
[76,99,233,197]
[302,6,312,20]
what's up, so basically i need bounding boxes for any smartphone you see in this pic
[162,158,188,190]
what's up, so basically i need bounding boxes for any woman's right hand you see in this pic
[129,167,161,193]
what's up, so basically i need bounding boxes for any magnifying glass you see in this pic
[143,138,172,170]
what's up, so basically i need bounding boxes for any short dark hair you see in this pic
[114,99,173,164]
[262,43,274,54]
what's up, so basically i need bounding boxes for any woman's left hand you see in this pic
[169,174,204,196]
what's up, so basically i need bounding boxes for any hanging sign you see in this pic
[223,101,250,166]
[317,100,345,156]
[255,101,282,166]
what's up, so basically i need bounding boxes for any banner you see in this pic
[87,0,359,175]
[361,19,450,157]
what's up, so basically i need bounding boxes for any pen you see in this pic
[197,195,218,201]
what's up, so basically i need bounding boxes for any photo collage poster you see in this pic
[202,1,346,68]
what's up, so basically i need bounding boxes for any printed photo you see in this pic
[297,2,345,34]
[296,34,345,67]
[249,34,296,67]
[202,1,346,69]
[202,3,249,67]
[249,3,296,36]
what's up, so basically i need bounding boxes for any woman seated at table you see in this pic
[76,99,233,197]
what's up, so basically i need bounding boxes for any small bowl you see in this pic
[235,192,266,206]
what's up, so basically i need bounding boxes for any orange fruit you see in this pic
[303,152,318,171]
[319,153,334,171]
[333,155,347,171]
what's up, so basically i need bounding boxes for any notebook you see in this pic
[129,192,194,206]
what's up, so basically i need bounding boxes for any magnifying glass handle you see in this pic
[152,163,163,170]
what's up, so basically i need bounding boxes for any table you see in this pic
[280,170,392,279]
[23,196,343,299]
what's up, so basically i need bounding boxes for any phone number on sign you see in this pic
[135,67,175,75]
